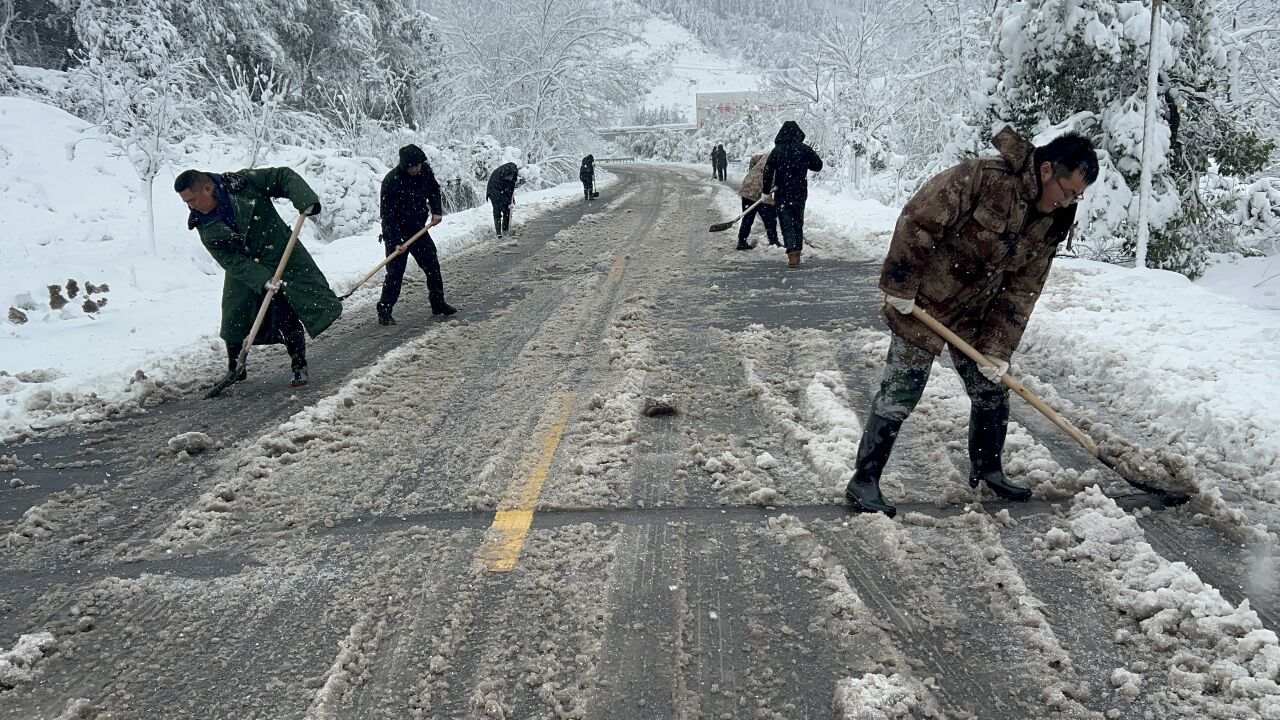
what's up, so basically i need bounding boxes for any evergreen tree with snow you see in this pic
[974,0,1273,278]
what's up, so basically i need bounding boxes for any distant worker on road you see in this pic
[762,121,823,269]
[735,150,778,251]
[580,154,596,202]
[486,162,519,238]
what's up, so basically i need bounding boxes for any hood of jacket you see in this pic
[990,125,1041,203]
[775,121,805,144]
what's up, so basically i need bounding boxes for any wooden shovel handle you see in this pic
[727,196,765,223]
[343,223,432,298]
[909,305,1100,456]
[241,214,307,350]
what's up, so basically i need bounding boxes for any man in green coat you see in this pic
[175,167,343,387]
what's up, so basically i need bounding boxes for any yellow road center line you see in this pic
[476,389,575,572]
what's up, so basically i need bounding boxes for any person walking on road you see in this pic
[735,150,779,251]
[580,154,596,202]
[376,144,457,326]
[176,167,341,387]
[486,162,519,238]
[762,121,823,269]
[845,127,1098,518]
[713,144,729,181]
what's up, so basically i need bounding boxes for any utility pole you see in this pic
[1134,0,1163,270]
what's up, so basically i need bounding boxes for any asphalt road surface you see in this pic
[1,165,1274,719]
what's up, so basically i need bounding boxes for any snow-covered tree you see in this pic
[0,0,16,91]
[431,0,647,179]
[976,0,1273,277]
[61,0,196,255]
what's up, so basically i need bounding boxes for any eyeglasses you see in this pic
[1054,176,1084,204]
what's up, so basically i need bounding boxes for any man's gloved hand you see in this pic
[979,358,1009,384]
[429,214,443,228]
[265,279,283,292]
[884,294,915,315]
[302,202,322,216]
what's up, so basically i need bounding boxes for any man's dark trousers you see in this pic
[491,200,511,235]
[377,234,445,316]
[739,197,779,245]
[777,200,807,252]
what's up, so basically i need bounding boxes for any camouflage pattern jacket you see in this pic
[880,126,1076,359]
[738,152,774,203]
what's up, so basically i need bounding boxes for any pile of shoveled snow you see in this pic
[1042,486,1280,718]
[0,631,56,687]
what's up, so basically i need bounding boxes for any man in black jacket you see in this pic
[762,121,823,268]
[486,162,519,237]
[377,144,456,325]
[580,154,595,201]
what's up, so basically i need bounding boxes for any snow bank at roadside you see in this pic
[0,96,607,441]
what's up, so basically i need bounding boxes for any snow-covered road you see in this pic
[1,166,1277,719]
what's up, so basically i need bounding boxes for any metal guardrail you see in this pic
[596,157,636,163]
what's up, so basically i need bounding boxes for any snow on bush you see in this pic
[1048,486,1280,718]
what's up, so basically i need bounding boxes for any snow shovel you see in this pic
[339,218,439,301]
[205,214,307,399]
[709,196,767,233]
[910,306,1191,504]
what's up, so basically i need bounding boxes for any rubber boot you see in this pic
[968,404,1031,501]
[430,293,457,317]
[845,414,902,517]
[736,237,752,251]
[226,342,247,382]
[285,332,308,387]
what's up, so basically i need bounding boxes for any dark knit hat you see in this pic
[399,144,427,167]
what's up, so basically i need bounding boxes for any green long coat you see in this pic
[190,168,343,346]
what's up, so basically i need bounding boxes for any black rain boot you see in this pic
[735,238,752,250]
[430,293,457,317]
[376,302,396,326]
[226,343,247,382]
[845,414,902,517]
[968,404,1031,501]
[285,334,308,387]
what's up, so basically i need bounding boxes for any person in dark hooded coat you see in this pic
[580,154,596,201]
[377,143,456,325]
[713,144,728,181]
[762,121,823,268]
[486,162,519,237]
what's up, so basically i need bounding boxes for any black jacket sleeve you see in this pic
[423,164,443,216]
[380,175,400,242]
[806,145,824,172]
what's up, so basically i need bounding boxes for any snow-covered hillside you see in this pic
[623,15,762,120]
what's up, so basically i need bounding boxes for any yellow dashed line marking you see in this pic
[475,389,575,572]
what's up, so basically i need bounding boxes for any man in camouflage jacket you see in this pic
[846,126,1098,517]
